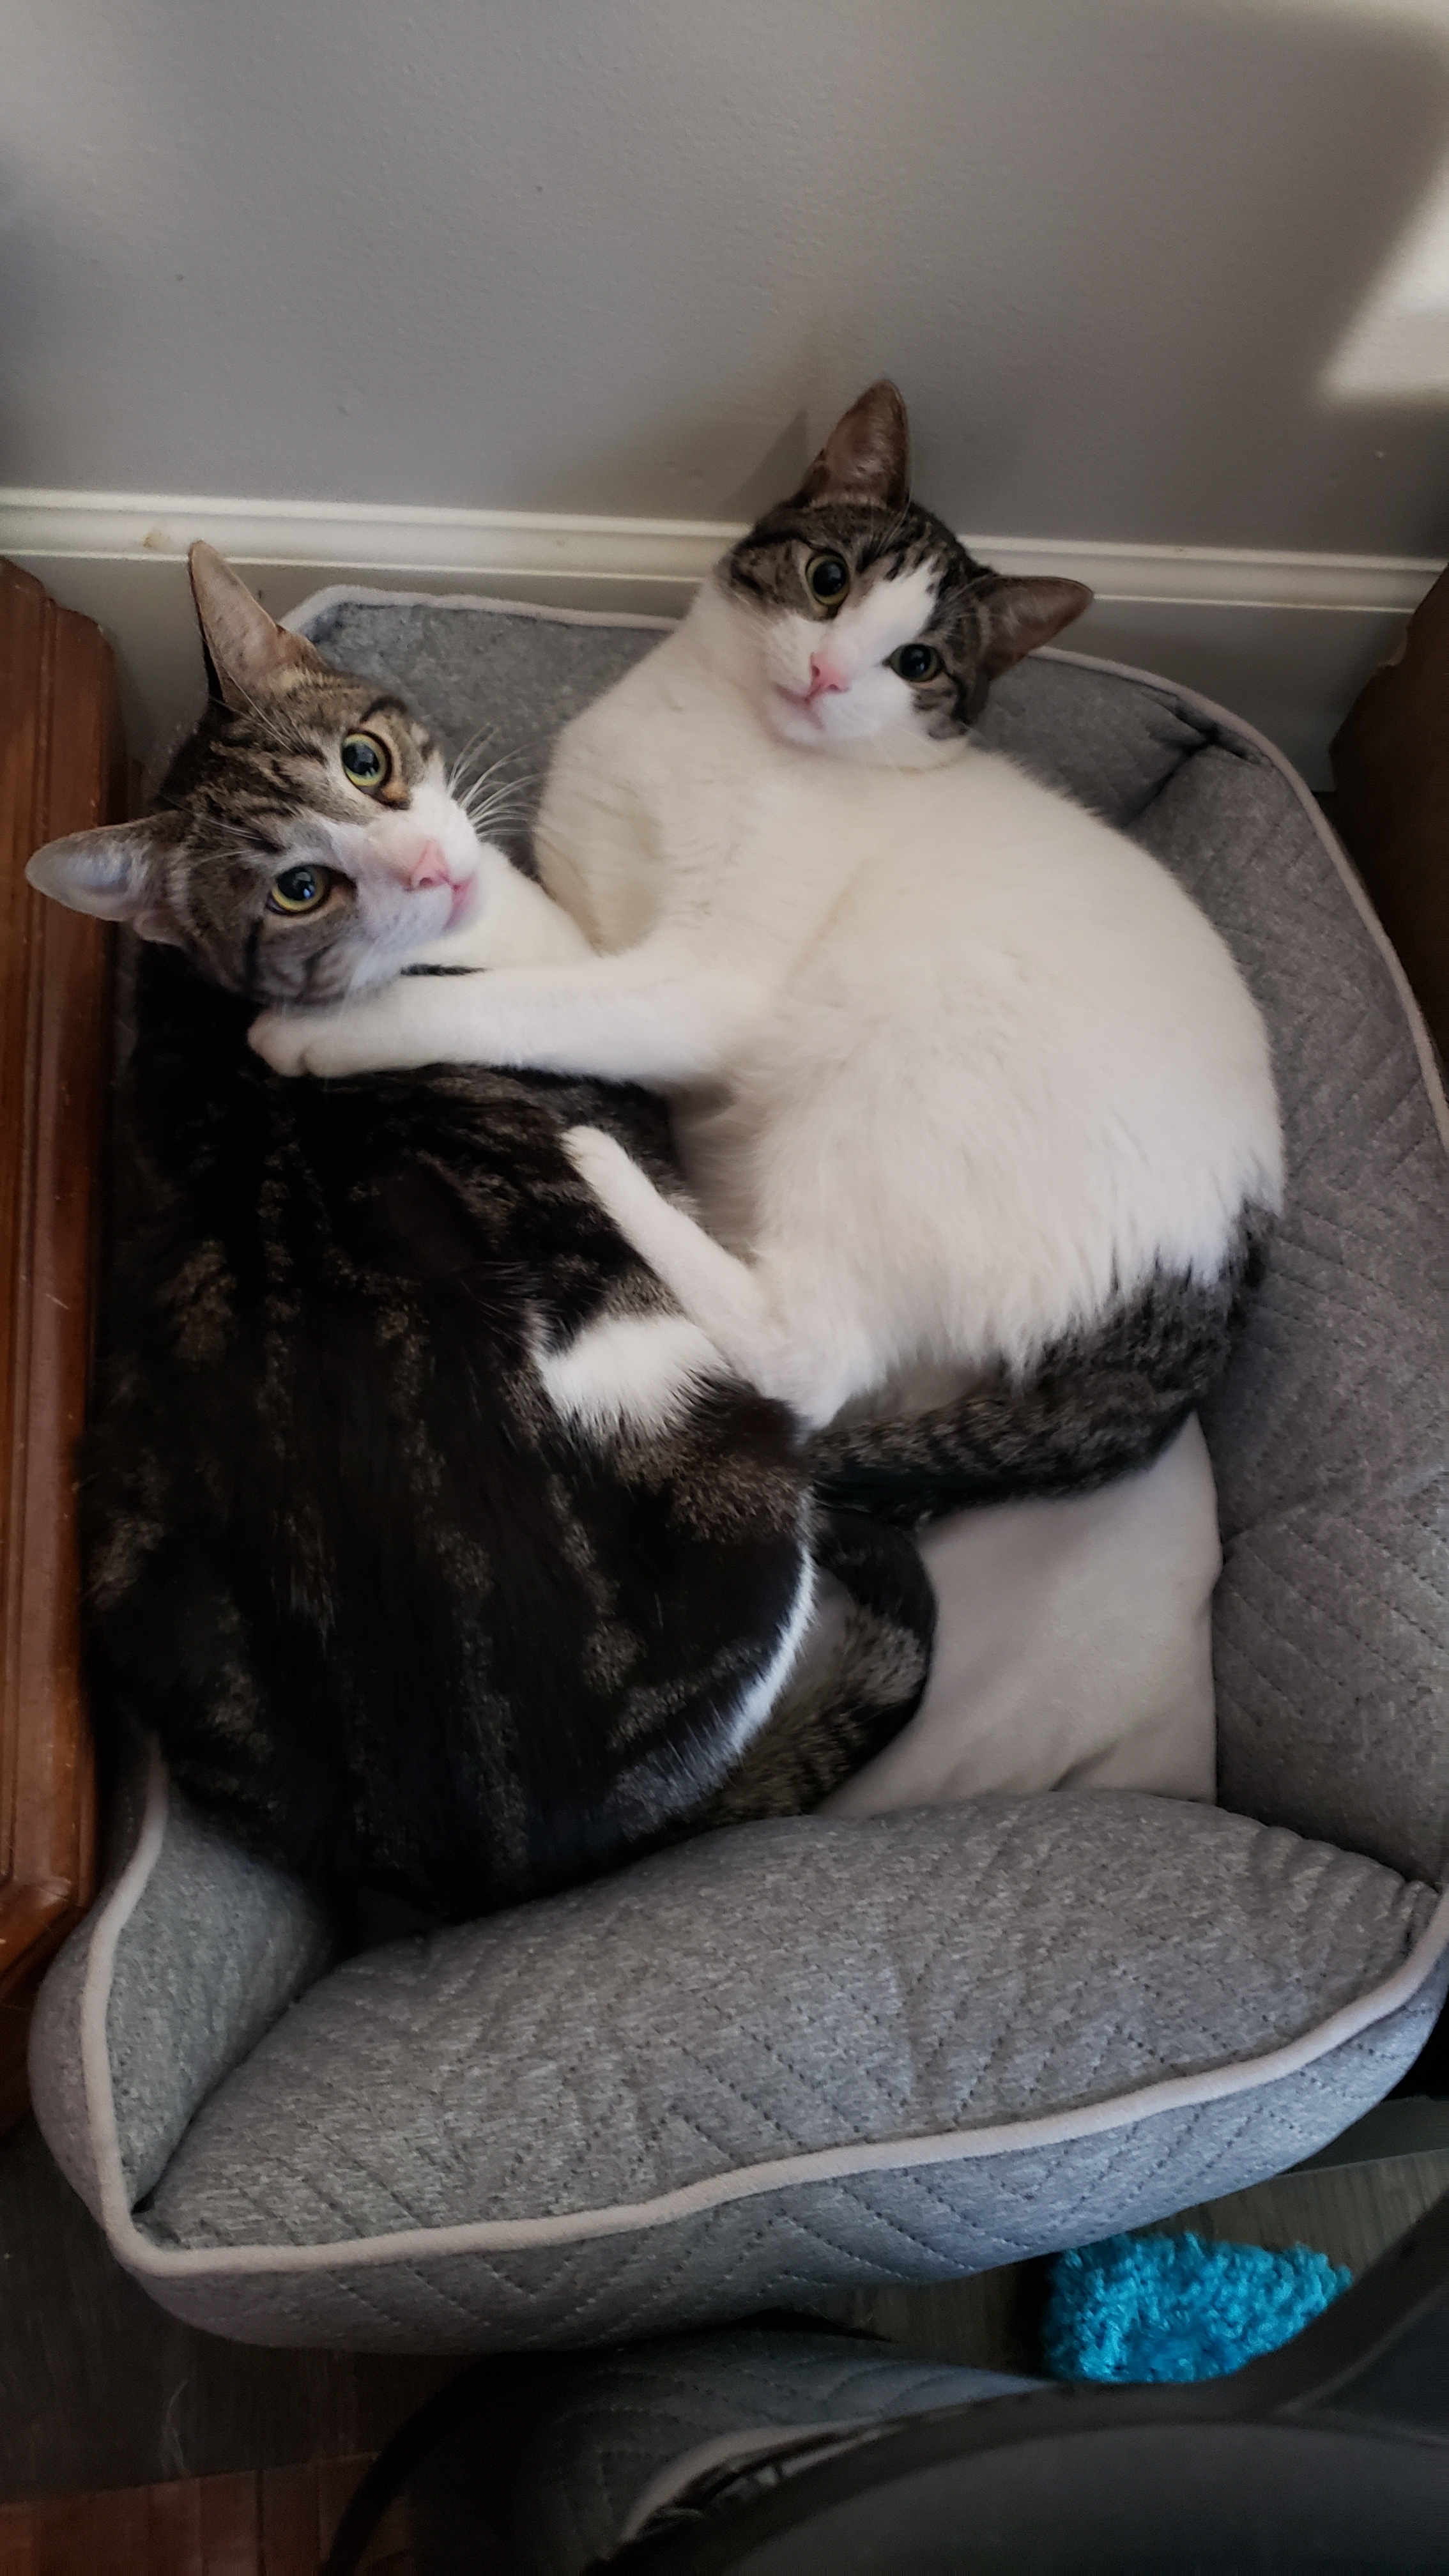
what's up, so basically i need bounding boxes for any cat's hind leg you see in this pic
[565,1125,826,1420]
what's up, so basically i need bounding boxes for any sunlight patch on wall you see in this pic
[1327,159,1449,396]
[1319,0,1449,396]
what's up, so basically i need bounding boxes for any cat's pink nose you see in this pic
[408,840,450,889]
[806,654,848,701]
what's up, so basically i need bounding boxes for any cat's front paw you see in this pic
[249,1005,371,1077]
[564,1124,640,1208]
[249,1009,317,1077]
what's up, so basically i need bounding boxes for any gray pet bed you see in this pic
[29,599,1449,2354]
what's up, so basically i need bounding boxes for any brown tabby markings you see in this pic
[153,676,440,1003]
[50,547,938,1919]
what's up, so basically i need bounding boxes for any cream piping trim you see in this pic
[78,638,1449,2285]
[81,1747,173,2253]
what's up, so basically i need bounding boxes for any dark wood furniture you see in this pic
[0,563,123,2131]
[1331,559,1449,1068]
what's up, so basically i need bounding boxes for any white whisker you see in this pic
[459,770,539,838]
[447,737,514,798]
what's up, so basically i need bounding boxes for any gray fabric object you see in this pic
[31,1768,1448,2352]
[132,1788,1445,2359]
[28,604,1449,2354]
[144,1795,1436,2248]
[500,2327,1038,2573]
[30,1757,335,2220]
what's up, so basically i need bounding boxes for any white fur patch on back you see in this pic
[727,1535,804,1741]
[720,1545,816,1759]
[537,1308,732,1442]
[601,1542,816,1830]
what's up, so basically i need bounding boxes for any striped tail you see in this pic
[808,1215,1271,1529]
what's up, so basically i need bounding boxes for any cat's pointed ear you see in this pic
[796,381,910,510]
[27,820,180,942]
[188,541,323,709]
[972,574,1092,675]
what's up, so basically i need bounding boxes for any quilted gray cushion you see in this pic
[140,1795,1437,2249]
[28,609,1449,2353]
[29,1760,1446,2350]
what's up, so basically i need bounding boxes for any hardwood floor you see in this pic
[818,2127,1449,2370]
[0,2121,459,2506]
[0,2462,414,2575]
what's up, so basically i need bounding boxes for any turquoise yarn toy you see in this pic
[1044,2230,1351,2383]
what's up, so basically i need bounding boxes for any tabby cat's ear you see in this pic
[795,381,910,511]
[188,541,323,709]
[26,820,180,942]
[971,574,1093,675]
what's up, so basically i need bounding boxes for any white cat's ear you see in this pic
[188,541,323,709]
[797,381,910,510]
[26,821,180,942]
[972,575,1092,675]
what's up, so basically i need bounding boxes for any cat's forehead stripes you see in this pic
[164,676,436,822]
[724,495,970,615]
[132,659,466,1006]
[355,691,434,751]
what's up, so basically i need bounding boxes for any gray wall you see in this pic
[5,0,1449,553]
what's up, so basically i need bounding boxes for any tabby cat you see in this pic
[27,546,933,1920]
[250,385,1283,1525]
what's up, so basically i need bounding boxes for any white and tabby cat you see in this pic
[253,386,1284,1522]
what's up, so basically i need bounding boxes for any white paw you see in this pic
[250,1005,387,1079]
[563,1124,636,1197]
[248,1009,315,1076]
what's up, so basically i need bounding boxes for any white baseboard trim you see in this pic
[2,486,1440,786]
[1,484,1439,615]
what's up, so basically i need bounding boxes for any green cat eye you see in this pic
[267,864,334,915]
[806,551,850,607]
[887,641,942,684]
[340,730,392,791]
